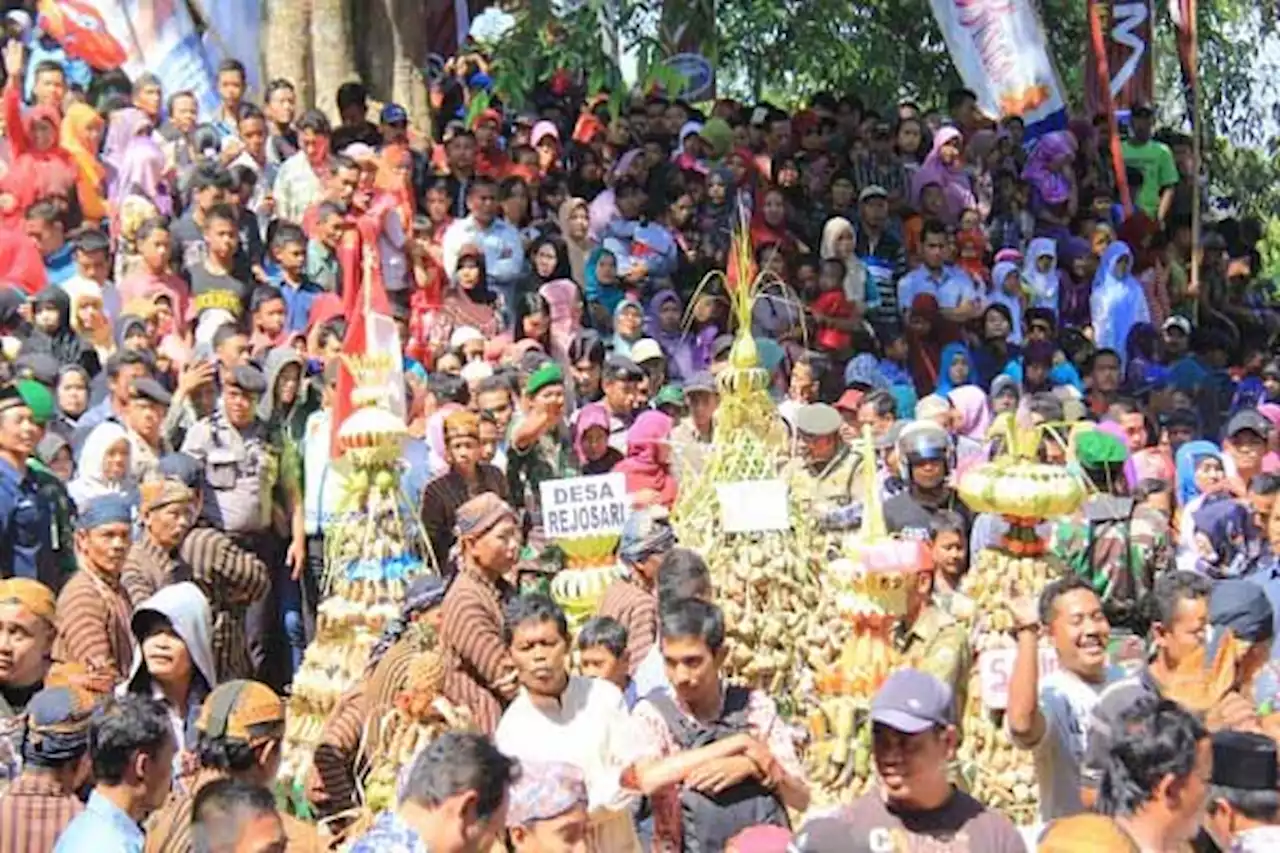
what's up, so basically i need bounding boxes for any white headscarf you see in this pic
[1021,237,1059,312]
[819,216,870,307]
[68,422,136,511]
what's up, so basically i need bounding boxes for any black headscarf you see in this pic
[23,286,97,373]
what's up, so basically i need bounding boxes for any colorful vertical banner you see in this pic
[1084,0,1155,117]
[926,0,1068,138]
[99,0,219,117]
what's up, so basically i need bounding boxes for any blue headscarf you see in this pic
[1175,439,1222,507]
[1090,241,1151,365]
[1191,496,1262,579]
[934,342,975,396]
[584,247,622,316]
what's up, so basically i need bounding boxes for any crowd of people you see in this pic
[0,3,1277,851]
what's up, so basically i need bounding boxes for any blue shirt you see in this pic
[45,244,76,286]
[348,809,430,853]
[54,790,145,853]
[896,264,977,315]
[267,270,323,332]
[0,458,54,587]
[23,37,92,103]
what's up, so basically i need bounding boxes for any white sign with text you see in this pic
[540,473,630,539]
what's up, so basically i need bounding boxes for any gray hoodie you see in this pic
[258,345,305,427]
[125,582,217,752]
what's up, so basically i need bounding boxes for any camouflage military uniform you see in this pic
[1050,497,1173,631]
[895,605,970,720]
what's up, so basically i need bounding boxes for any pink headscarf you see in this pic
[948,386,992,441]
[538,279,582,364]
[908,126,975,224]
[1095,421,1140,488]
[614,410,676,507]
[573,403,611,466]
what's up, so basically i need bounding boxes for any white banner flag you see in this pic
[927,0,1068,138]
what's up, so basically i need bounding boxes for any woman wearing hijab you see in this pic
[68,422,137,512]
[109,135,173,218]
[646,290,696,383]
[948,385,993,443]
[60,103,108,223]
[610,298,644,359]
[123,582,217,781]
[905,293,954,395]
[0,77,76,227]
[24,285,99,374]
[54,364,90,436]
[986,260,1024,345]
[934,341,977,396]
[614,410,677,509]
[557,198,594,288]
[1124,323,1161,392]
[1190,496,1264,580]
[750,187,806,257]
[1174,440,1229,570]
[1021,130,1078,230]
[574,403,623,476]
[819,216,872,310]
[584,247,625,321]
[538,279,583,365]
[972,303,1020,385]
[908,127,975,226]
[1091,242,1151,365]
[1057,236,1094,330]
[528,235,573,287]
[1022,238,1061,315]
[102,107,155,196]
[588,149,647,241]
[433,243,503,349]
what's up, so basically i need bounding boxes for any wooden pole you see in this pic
[1087,0,1132,214]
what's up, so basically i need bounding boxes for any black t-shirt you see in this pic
[187,264,250,318]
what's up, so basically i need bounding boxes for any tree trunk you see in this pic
[310,0,360,121]
[389,0,431,137]
[263,0,312,109]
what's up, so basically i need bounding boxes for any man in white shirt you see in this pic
[1006,576,1123,823]
[494,593,636,813]
[441,176,525,312]
[896,219,980,323]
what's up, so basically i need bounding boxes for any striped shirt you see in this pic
[0,772,83,853]
[419,465,509,574]
[121,536,190,609]
[440,568,517,734]
[597,576,658,675]
[145,770,322,853]
[180,525,270,681]
[52,567,133,685]
[305,686,366,818]
[848,151,909,201]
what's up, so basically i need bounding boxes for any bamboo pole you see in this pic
[1087,0,1133,215]
[1188,0,1201,321]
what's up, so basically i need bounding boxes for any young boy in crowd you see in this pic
[267,223,322,334]
[25,200,72,285]
[577,616,636,708]
[306,202,344,293]
[188,204,249,318]
[811,258,856,359]
[929,510,969,611]
[249,285,289,358]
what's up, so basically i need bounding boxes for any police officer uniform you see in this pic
[784,403,865,514]
[0,386,56,587]
[179,366,279,536]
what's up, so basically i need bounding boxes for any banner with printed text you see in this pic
[927,0,1068,138]
[99,0,220,118]
[1085,0,1155,118]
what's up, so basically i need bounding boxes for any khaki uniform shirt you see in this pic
[895,604,970,719]
[784,445,865,512]
[180,412,279,534]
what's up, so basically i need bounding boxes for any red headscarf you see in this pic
[906,293,957,394]
[0,83,76,226]
[614,411,677,508]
